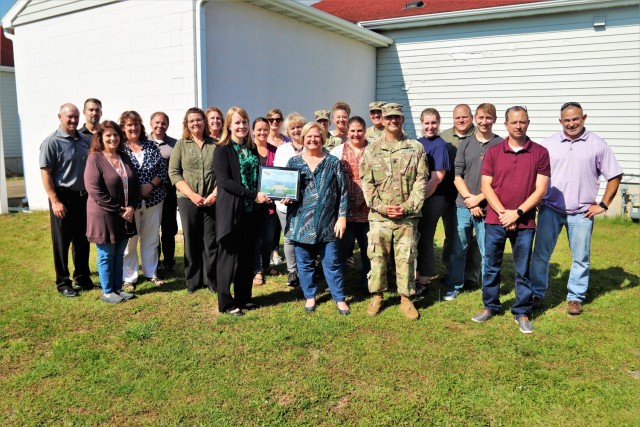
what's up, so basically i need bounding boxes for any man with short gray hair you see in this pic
[40,103,94,297]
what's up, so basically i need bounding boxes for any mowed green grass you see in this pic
[0,211,638,426]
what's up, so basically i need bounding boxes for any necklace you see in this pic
[292,142,303,154]
[104,152,122,173]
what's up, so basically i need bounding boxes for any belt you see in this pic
[56,187,87,197]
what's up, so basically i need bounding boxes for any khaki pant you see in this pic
[367,218,419,296]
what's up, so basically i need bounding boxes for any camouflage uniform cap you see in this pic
[381,103,404,117]
[314,110,330,121]
[369,101,386,111]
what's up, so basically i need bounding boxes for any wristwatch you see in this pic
[516,208,524,217]
[598,201,608,211]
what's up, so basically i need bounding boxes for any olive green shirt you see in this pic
[439,125,476,149]
[168,137,217,198]
[324,135,344,152]
[360,135,429,221]
[365,125,384,143]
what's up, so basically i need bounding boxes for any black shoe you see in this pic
[59,288,79,298]
[76,281,99,291]
[243,303,258,311]
[72,284,83,293]
[225,308,245,316]
[287,271,300,287]
[163,263,175,274]
[464,280,479,290]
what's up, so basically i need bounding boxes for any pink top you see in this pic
[332,142,369,223]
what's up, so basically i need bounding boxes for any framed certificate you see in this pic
[258,166,301,201]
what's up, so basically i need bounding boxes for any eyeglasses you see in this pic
[268,118,283,123]
[561,102,582,111]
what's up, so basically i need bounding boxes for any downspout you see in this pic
[2,0,29,40]
[194,0,208,108]
[3,27,15,40]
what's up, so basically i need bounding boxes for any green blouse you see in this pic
[168,137,217,198]
[231,141,259,212]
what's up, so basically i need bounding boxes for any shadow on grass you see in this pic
[534,264,639,313]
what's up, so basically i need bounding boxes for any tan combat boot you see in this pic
[399,295,419,320]
[366,292,384,316]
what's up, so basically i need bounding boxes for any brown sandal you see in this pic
[252,273,264,287]
[123,282,136,293]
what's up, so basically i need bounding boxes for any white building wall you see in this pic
[0,66,23,175]
[13,0,197,209]
[204,1,377,123]
[375,5,640,214]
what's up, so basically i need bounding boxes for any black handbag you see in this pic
[124,219,137,237]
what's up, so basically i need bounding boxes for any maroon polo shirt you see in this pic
[481,137,550,228]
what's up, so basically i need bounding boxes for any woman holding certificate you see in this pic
[284,122,350,315]
[213,107,270,316]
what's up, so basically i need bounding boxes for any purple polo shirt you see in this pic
[541,129,622,214]
[481,137,550,228]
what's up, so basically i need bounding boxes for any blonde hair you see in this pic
[300,122,326,148]
[284,112,306,137]
[218,106,255,149]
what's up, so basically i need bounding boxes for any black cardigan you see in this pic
[212,142,259,242]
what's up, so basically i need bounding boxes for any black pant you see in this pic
[49,188,91,290]
[177,198,217,292]
[216,210,261,312]
[159,186,178,266]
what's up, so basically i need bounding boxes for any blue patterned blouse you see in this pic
[123,140,167,209]
[285,154,348,244]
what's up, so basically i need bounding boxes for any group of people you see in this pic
[40,97,622,331]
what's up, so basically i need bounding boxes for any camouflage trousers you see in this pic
[367,218,419,297]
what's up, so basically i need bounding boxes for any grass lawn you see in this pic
[1,211,639,426]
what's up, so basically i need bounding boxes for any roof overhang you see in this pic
[2,0,121,30]
[358,0,640,30]
[3,0,393,47]
[1,0,27,30]
[242,0,393,47]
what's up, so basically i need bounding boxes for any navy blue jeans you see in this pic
[483,224,535,318]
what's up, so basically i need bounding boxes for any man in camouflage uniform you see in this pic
[360,103,428,320]
[365,101,386,142]
[315,109,333,148]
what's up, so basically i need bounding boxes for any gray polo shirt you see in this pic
[454,133,502,208]
[150,135,177,186]
[150,135,177,161]
[39,128,91,191]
